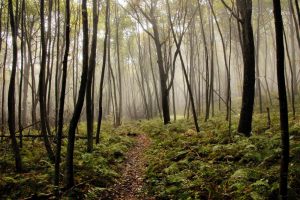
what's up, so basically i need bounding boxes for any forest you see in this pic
[0,0,299,199]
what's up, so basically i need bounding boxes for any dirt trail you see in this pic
[109,134,154,200]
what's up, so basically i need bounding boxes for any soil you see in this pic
[107,134,154,200]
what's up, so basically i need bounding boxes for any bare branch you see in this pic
[220,0,243,23]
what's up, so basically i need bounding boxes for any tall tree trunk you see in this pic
[255,0,263,113]
[166,1,200,132]
[148,35,162,118]
[54,0,61,131]
[7,0,22,172]
[86,0,99,153]
[288,0,297,117]
[39,0,55,162]
[209,0,231,121]
[28,37,37,128]
[45,0,53,124]
[1,20,8,139]
[208,11,215,118]
[197,3,210,122]
[21,14,30,134]
[151,17,170,124]
[273,1,290,199]
[18,0,25,148]
[237,0,256,136]
[115,5,122,126]
[283,29,296,118]
[96,0,110,144]
[65,0,89,189]
[54,0,70,195]
[263,27,273,106]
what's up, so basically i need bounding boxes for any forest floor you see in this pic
[1,113,300,199]
[109,134,154,200]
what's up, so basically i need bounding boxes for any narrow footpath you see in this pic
[108,134,154,200]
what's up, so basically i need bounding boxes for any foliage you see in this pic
[0,121,134,199]
[1,112,300,199]
[143,114,300,200]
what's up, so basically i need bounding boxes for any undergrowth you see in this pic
[142,113,300,200]
[0,121,134,199]
[1,111,300,199]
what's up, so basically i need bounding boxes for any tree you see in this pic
[65,0,90,189]
[129,1,171,124]
[54,0,70,195]
[18,0,26,148]
[236,0,256,136]
[208,0,233,138]
[86,0,100,153]
[115,4,122,127]
[273,0,290,198]
[39,0,55,162]
[7,0,22,172]
[96,0,110,144]
[166,0,200,132]
[2,13,8,139]
[255,0,263,114]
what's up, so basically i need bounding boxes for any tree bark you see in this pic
[115,5,122,126]
[237,0,256,136]
[273,1,290,199]
[86,0,99,153]
[39,0,55,162]
[1,18,8,139]
[7,0,22,172]
[54,0,70,195]
[152,19,170,124]
[255,0,263,114]
[96,0,110,144]
[18,0,26,148]
[65,0,90,189]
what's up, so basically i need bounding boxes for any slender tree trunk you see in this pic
[151,17,170,124]
[7,0,22,172]
[255,0,263,113]
[263,27,273,106]
[273,1,290,199]
[108,46,118,124]
[22,15,30,134]
[54,0,70,195]
[65,0,89,189]
[86,0,99,153]
[148,35,162,118]
[28,38,37,128]
[115,5,122,126]
[208,11,215,118]
[172,84,176,121]
[18,0,25,148]
[45,0,53,124]
[136,31,150,119]
[1,20,8,139]
[283,29,296,118]
[54,0,61,131]
[96,0,110,144]
[167,1,200,132]
[209,0,231,121]
[197,3,210,122]
[39,0,55,162]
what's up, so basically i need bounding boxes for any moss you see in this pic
[143,114,300,200]
[0,122,134,199]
